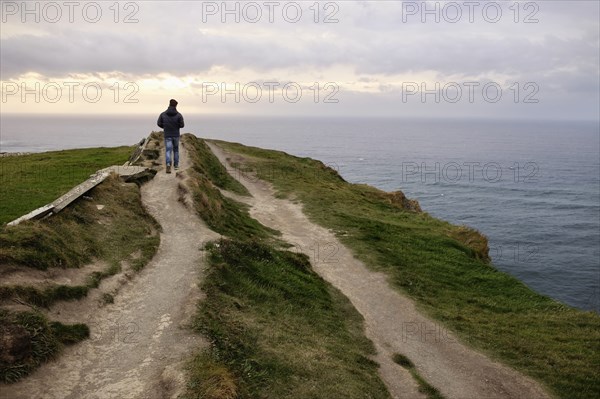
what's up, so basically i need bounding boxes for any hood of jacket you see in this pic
[166,106,178,116]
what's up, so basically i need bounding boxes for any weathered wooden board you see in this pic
[7,165,152,226]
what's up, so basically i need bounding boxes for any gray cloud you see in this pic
[1,0,598,119]
[3,23,596,82]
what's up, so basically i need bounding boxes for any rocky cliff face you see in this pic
[379,190,490,262]
[382,190,422,213]
[447,225,491,263]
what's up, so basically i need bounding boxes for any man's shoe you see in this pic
[166,165,171,174]
[174,165,179,171]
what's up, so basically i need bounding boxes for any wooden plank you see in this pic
[124,135,151,166]
[7,165,153,226]
[6,204,54,227]
[103,165,149,177]
[52,169,111,212]
[7,172,111,226]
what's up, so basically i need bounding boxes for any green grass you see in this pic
[0,262,122,308]
[392,353,445,399]
[180,136,278,241]
[0,172,160,382]
[0,175,160,309]
[212,139,600,399]
[0,146,134,225]
[0,150,161,382]
[181,135,391,398]
[181,133,249,196]
[184,351,238,399]
[0,285,89,308]
[181,168,277,242]
[0,309,89,383]
[184,239,390,399]
[0,175,160,271]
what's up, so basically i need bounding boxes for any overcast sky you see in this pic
[1,0,598,120]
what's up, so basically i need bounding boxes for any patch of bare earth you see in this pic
[2,145,218,399]
[206,141,552,399]
[0,261,108,289]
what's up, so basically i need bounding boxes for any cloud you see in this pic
[0,0,598,119]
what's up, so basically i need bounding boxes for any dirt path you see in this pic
[2,145,219,399]
[207,142,552,399]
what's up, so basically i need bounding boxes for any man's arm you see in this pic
[179,114,185,128]
[157,113,163,128]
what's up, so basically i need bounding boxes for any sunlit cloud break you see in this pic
[1,0,598,120]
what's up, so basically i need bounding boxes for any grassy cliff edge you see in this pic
[179,134,393,398]
[1,137,598,398]
[210,138,600,399]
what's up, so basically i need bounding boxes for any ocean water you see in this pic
[1,115,599,312]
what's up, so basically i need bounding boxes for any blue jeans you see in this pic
[165,137,179,167]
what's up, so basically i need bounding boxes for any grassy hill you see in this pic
[208,138,600,399]
[1,137,598,399]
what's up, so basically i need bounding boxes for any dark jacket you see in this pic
[157,106,184,138]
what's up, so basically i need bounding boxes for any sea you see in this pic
[1,114,599,313]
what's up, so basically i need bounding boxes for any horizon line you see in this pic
[1,113,598,124]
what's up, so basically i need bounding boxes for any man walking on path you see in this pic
[157,99,185,174]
